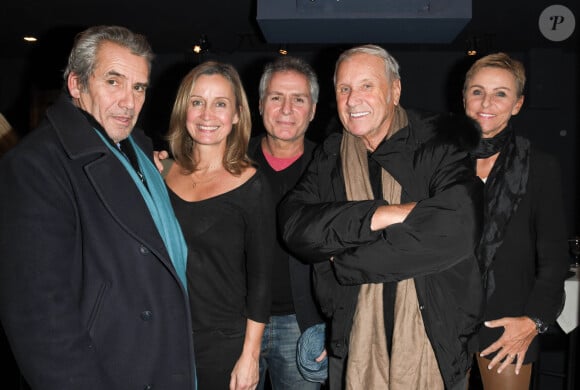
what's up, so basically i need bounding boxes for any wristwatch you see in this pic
[528,316,549,334]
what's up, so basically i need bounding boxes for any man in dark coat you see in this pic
[279,44,484,390]
[0,26,196,390]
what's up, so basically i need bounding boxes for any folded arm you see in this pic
[280,140,482,283]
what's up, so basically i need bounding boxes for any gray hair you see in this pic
[63,25,154,90]
[259,56,319,103]
[333,44,400,85]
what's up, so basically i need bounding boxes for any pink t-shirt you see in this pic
[262,147,303,171]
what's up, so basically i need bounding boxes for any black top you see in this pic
[477,139,569,363]
[248,137,324,331]
[169,170,276,330]
[250,146,309,315]
[368,152,397,356]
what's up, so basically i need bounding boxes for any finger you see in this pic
[484,319,504,329]
[153,151,164,172]
[315,349,328,362]
[487,353,502,370]
[497,354,515,374]
[515,354,524,375]
[480,341,502,357]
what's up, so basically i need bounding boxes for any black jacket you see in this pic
[0,94,196,390]
[477,135,569,363]
[279,110,484,389]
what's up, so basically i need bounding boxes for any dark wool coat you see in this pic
[279,110,484,389]
[0,94,196,390]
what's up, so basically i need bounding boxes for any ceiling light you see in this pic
[23,36,37,42]
[465,36,478,56]
[192,34,210,54]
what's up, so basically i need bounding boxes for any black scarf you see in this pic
[473,124,530,297]
[471,126,512,158]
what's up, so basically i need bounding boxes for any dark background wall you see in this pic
[0,36,578,236]
[99,48,580,236]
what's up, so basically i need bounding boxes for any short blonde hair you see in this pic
[463,52,526,97]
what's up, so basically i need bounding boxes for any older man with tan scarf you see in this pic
[279,44,484,390]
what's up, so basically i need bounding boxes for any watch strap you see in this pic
[528,316,548,334]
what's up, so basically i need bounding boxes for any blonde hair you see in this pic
[463,52,526,97]
[167,61,252,174]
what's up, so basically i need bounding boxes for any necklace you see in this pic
[190,171,219,189]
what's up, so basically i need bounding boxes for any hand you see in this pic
[229,351,259,390]
[315,348,328,362]
[153,150,169,173]
[370,202,417,231]
[480,316,537,375]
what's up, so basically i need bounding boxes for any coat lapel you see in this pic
[85,150,173,263]
[47,94,174,272]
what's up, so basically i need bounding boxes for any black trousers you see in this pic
[193,327,245,389]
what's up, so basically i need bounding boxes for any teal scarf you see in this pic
[94,130,189,291]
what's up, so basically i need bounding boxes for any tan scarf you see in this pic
[342,106,443,390]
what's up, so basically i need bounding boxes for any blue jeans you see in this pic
[258,314,321,390]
